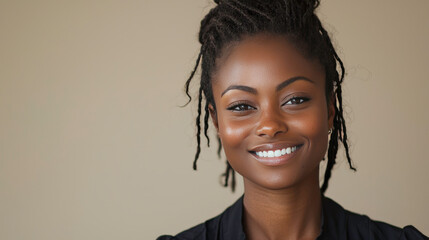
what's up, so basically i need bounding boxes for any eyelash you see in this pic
[227,101,256,112]
[282,96,310,106]
[226,96,309,112]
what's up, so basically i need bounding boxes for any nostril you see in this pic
[255,110,288,137]
[256,122,287,138]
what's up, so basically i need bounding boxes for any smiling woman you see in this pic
[157,0,428,239]
[210,34,332,193]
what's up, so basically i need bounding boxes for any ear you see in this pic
[208,104,219,132]
[328,93,336,130]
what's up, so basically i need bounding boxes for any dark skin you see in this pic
[209,33,335,240]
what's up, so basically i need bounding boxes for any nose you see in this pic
[255,107,288,138]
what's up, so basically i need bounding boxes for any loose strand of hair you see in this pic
[332,54,355,171]
[223,161,231,187]
[204,101,210,147]
[336,88,356,171]
[321,126,339,194]
[222,161,236,192]
[231,166,236,192]
[217,136,222,158]
[193,86,204,170]
[182,51,202,107]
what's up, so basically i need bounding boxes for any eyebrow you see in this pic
[220,76,314,97]
[276,76,314,91]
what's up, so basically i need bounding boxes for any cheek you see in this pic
[217,116,254,178]
[292,105,330,155]
[218,117,252,149]
[293,112,327,135]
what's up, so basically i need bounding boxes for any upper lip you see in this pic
[249,142,302,152]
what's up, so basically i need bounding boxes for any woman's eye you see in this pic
[227,103,256,112]
[284,97,309,105]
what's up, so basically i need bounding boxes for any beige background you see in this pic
[0,0,428,239]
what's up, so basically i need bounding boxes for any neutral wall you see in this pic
[0,1,428,239]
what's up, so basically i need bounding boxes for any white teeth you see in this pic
[255,146,299,158]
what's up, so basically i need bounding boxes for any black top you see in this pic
[157,195,427,240]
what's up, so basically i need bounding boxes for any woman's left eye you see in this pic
[283,96,309,105]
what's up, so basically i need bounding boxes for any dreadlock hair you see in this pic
[183,0,355,194]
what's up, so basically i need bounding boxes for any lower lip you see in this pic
[250,145,302,167]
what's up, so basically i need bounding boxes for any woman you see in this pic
[158,0,427,239]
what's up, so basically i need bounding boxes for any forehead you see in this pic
[212,33,325,91]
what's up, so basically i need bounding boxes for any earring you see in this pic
[328,128,332,134]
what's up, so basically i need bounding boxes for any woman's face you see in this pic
[210,34,334,191]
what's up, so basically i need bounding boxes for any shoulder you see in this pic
[322,197,428,240]
[347,212,427,240]
[156,215,221,240]
[156,195,244,240]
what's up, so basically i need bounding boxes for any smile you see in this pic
[255,146,298,158]
[250,144,303,166]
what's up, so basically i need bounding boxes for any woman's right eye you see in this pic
[227,103,256,112]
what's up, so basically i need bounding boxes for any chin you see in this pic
[242,163,321,192]
[263,175,305,191]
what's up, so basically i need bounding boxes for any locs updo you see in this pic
[184,0,355,194]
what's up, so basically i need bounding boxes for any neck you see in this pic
[242,169,322,240]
